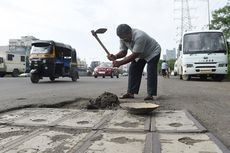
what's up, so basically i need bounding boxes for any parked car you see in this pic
[93,62,119,78]
[122,72,128,76]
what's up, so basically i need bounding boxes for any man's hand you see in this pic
[107,54,117,61]
[113,60,123,68]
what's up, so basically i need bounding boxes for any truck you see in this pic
[177,30,229,81]
[0,51,26,77]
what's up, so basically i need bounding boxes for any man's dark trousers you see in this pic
[128,54,160,96]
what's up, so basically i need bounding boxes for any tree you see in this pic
[210,4,230,39]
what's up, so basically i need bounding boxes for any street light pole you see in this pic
[207,0,210,29]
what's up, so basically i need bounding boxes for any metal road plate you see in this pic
[103,110,150,132]
[154,110,206,132]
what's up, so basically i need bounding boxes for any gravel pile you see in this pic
[87,92,120,109]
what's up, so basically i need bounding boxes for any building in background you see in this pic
[166,48,176,60]
[0,36,39,73]
[162,48,176,61]
[9,36,39,54]
[77,58,88,76]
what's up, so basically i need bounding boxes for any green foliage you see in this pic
[210,4,230,80]
[227,49,230,80]
[210,4,230,39]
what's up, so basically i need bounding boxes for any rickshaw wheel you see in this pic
[30,74,39,83]
[49,77,55,81]
[71,74,76,82]
[71,76,77,82]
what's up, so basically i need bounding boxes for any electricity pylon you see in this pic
[175,0,193,40]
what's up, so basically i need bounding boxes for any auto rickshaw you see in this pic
[29,40,79,83]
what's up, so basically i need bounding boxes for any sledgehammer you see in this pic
[91,28,110,55]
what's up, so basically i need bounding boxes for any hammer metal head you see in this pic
[95,28,107,34]
[91,28,107,36]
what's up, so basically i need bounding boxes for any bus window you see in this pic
[21,56,25,62]
[7,54,14,61]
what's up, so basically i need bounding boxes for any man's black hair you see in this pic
[116,24,132,36]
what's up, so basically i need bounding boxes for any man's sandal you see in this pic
[144,96,153,100]
[119,93,134,99]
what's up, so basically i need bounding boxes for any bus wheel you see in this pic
[31,74,39,83]
[12,69,19,77]
[182,75,190,81]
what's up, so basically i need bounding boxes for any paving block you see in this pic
[153,110,206,133]
[103,110,150,132]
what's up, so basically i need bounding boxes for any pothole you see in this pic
[39,92,120,110]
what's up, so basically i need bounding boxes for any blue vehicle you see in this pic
[29,40,79,83]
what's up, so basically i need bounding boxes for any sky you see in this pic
[0,0,229,65]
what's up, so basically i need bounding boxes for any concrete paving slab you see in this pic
[0,125,34,149]
[0,109,42,124]
[0,108,228,153]
[0,108,80,126]
[6,108,80,127]
[56,110,113,130]
[80,131,147,153]
[1,128,89,153]
[103,110,150,132]
[154,110,206,133]
[159,133,227,153]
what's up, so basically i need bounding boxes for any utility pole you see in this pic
[198,0,211,29]
[207,0,210,29]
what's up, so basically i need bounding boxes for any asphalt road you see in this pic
[0,75,229,149]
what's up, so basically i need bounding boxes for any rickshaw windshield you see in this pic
[31,43,52,54]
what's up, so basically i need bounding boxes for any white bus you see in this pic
[177,30,229,81]
[0,51,26,77]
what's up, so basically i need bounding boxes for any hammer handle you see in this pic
[93,35,110,55]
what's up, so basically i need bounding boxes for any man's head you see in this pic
[116,24,132,42]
